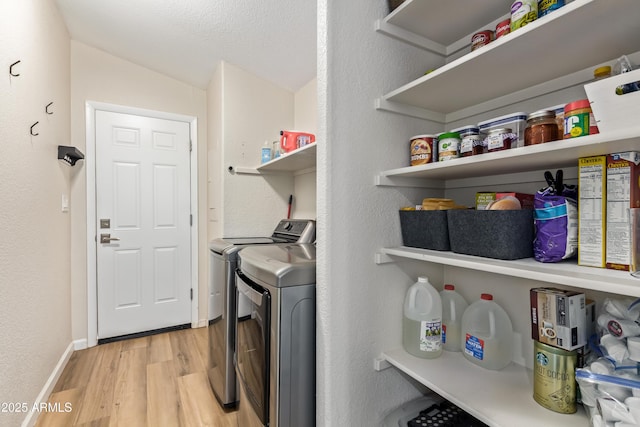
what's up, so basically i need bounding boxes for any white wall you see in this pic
[293,78,318,220]
[69,41,209,336]
[317,1,447,424]
[0,1,71,425]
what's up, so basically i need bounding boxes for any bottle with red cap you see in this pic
[460,293,513,370]
[440,284,468,352]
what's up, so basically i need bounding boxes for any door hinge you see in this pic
[190,214,193,226]
[190,288,193,300]
[189,140,193,152]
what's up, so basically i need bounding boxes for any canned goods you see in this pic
[533,341,577,414]
[438,132,460,161]
[410,135,436,166]
[511,0,537,31]
[471,30,493,51]
[564,99,592,139]
[524,110,558,145]
[486,128,515,152]
[495,19,511,39]
[538,0,565,17]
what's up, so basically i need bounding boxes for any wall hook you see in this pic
[30,122,39,136]
[9,60,21,77]
[46,102,53,115]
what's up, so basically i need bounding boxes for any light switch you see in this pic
[61,194,69,213]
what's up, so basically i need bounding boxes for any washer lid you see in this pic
[239,243,316,287]
[209,237,279,253]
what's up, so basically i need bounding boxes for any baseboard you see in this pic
[195,319,208,328]
[21,342,74,427]
[73,338,88,351]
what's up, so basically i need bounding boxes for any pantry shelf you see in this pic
[381,348,587,427]
[375,127,640,184]
[376,247,640,298]
[377,0,640,120]
[256,143,316,173]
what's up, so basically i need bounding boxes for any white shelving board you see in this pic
[376,127,640,184]
[376,247,640,298]
[256,143,316,173]
[378,0,640,119]
[382,348,587,427]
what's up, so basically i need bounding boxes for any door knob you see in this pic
[100,233,120,244]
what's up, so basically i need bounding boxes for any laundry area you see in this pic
[4,1,640,427]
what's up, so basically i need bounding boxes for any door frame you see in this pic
[85,101,199,347]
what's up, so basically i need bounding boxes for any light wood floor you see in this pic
[36,327,238,427]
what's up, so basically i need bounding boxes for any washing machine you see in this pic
[234,243,316,427]
[207,220,315,408]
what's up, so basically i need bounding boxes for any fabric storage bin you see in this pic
[447,209,534,260]
[399,210,450,251]
[585,68,640,133]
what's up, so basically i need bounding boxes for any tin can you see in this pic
[438,132,460,162]
[538,0,565,17]
[471,30,493,51]
[410,135,436,166]
[533,341,577,414]
[495,19,511,39]
[511,0,538,31]
[486,128,515,152]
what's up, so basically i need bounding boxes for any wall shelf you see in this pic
[381,348,587,427]
[57,145,84,166]
[257,143,316,173]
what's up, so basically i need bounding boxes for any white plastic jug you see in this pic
[403,276,442,359]
[440,284,468,352]
[461,293,513,370]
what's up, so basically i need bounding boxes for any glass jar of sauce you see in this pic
[486,128,515,152]
[455,126,483,157]
[525,110,558,146]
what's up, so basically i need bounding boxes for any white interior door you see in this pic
[96,110,192,339]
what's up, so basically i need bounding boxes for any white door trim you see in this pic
[85,101,199,347]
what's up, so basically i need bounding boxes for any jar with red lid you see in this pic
[486,128,515,152]
[524,110,558,145]
[564,99,595,138]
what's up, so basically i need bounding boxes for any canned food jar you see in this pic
[538,0,565,17]
[452,126,483,157]
[533,341,577,414]
[486,128,515,152]
[471,30,493,51]
[564,99,592,139]
[511,0,537,31]
[524,110,558,146]
[410,135,436,166]
[438,132,460,161]
[495,19,511,39]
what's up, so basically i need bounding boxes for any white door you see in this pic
[96,110,192,339]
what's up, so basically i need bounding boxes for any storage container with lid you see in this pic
[437,132,460,162]
[524,109,558,146]
[440,284,468,352]
[461,293,513,370]
[564,99,595,138]
[451,125,482,157]
[478,112,527,148]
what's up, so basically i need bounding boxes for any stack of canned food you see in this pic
[471,0,565,52]
[409,98,598,166]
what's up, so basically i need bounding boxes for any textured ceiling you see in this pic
[54,0,317,92]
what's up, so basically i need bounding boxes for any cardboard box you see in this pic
[530,287,586,351]
[475,192,534,210]
[578,156,607,268]
[606,152,640,271]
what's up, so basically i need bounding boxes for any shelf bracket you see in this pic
[373,355,392,372]
[375,251,396,265]
[374,19,446,56]
[375,98,445,123]
[375,174,444,189]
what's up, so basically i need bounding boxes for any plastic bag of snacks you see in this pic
[533,170,578,262]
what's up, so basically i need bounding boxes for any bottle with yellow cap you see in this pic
[593,65,612,81]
